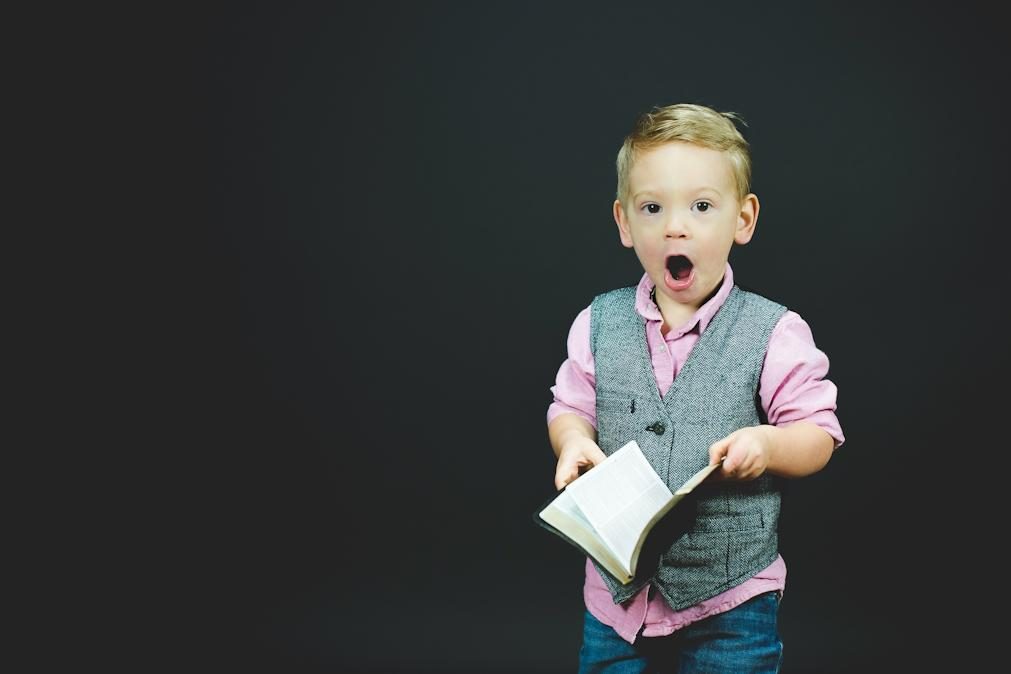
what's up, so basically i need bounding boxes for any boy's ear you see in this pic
[613,200,634,248]
[734,193,760,245]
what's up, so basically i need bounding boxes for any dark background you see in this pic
[113,2,1010,672]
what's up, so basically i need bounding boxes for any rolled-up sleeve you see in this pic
[547,306,598,429]
[760,311,845,448]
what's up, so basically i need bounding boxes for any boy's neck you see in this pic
[651,278,725,336]
[657,302,699,336]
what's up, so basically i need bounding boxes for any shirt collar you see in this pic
[634,263,735,337]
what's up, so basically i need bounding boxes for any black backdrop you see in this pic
[124,2,1011,672]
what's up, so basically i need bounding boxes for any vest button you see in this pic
[646,422,666,435]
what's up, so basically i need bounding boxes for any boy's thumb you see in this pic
[708,438,727,465]
[554,463,575,491]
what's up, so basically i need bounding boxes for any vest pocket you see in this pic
[691,512,765,532]
[658,530,730,588]
[656,512,770,589]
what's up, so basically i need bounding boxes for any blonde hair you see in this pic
[616,103,752,205]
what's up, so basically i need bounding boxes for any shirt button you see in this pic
[646,422,666,435]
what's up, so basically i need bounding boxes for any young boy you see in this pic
[547,103,844,673]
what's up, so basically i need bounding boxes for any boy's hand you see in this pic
[554,437,607,490]
[708,425,773,481]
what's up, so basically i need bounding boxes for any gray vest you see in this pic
[590,285,787,610]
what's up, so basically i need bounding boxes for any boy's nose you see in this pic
[664,216,689,238]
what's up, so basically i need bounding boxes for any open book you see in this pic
[535,441,722,585]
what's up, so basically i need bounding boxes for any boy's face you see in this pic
[614,141,758,315]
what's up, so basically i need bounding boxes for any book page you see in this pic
[538,490,630,582]
[565,442,672,571]
[544,488,592,529]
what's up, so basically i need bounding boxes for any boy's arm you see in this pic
[708,421,834,480]
[710,311,841,481]
[549,413,607,491]
[547,306,605,490]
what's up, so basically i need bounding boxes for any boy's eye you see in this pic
[695,201,712,213]
[644,203,661,214]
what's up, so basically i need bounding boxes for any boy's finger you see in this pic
[708,437,729,465]
[554,463,577,490]
[723,452,740,474]
[721,445,740,474]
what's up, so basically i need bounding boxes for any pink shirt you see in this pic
[547,265,844,644]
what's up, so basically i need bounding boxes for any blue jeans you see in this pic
[578,591,783,673]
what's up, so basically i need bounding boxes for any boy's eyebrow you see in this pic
[632,185,725,200]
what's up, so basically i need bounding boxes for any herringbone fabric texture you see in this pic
[589,285,787,610]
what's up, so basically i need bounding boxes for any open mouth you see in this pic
[666,255,694,281]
